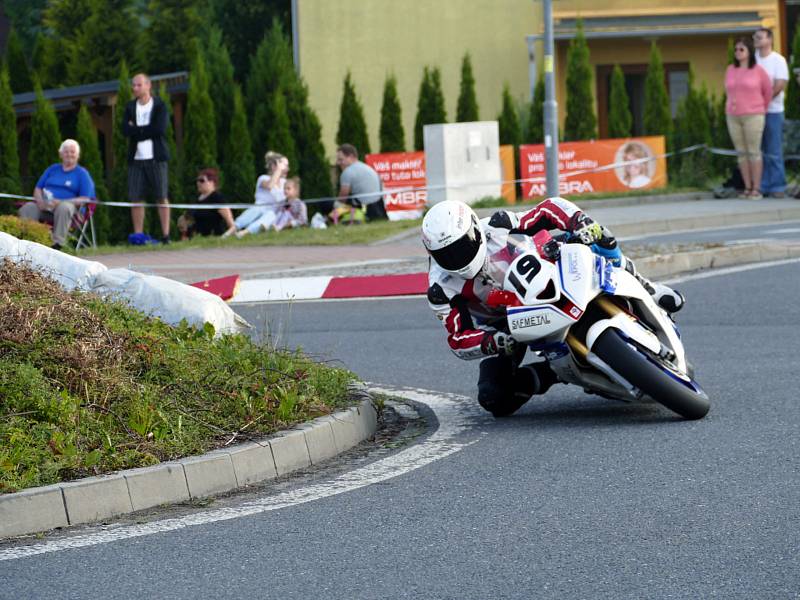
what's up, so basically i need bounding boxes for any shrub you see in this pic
[0,215,53,245]
[379,74,405,152]
[563,19,597,141]
[336,71,371,156]
[608,64,632,138]
[643,42,673,148]
[456,53,479,122]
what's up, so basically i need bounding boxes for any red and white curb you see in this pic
[231,272,428,304]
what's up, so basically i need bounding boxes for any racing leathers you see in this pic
[426,197,676,417]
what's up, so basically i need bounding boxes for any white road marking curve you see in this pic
[662,256,800,285]
[0,387,486,562]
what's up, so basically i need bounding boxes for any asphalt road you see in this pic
[621,219,800,245]
[2,260,799,599]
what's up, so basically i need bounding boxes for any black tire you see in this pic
[592,329,710,420]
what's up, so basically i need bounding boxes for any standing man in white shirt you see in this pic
[754,28,789,197]
[123,73,172,243]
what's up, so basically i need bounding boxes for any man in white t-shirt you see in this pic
[754,28,789,197]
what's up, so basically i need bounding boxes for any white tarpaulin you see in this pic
[0,233,249,336]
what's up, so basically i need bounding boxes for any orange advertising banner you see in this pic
[519,136,667,199]
[499,144,517,204]
[365,151,426,220]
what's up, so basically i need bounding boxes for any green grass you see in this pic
[0,259,358,494]
[72,218,422,257]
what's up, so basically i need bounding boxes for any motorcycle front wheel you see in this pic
[592,329,710,420]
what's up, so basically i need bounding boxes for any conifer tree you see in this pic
[498,84,522,147]
[786,25,800,120]
[156,82,181,203]
[607,64,632,138]
[456,53,479,122]
[414,66,448,150]
[28,84,61,190]
[0,65,22,207]
[182,53,217,199]
[709,91,732,176]
[336,71,371,155]
[247,20,331,200]
[379,74,405,152]
[526,70,545,143]
[75,104,111,243]
[672,71,712,185]
[222,84,255,203]
[204,27,236,162]
[564,20,596,141]
[110,62,133,243]
[257,86,297,172]
[6,29,33,93]
[643,42,673,148]
[69,0,140,84]
[142,0,199,74]
[40,0,95,87]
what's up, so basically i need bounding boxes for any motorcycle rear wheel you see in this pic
[592,329,710,420]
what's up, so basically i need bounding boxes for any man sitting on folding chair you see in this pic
[18,138,96,251]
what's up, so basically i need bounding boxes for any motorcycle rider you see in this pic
[422,197,685,418]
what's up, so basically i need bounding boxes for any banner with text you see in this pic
[519,136,667,198]
[365,151,426,220]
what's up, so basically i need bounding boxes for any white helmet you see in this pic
[421,200,487,279]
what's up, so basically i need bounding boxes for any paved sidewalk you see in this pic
[88,195,800,283]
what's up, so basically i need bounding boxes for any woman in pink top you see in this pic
[725,36,773,198]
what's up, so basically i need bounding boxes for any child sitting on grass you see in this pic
[273,177,308,231]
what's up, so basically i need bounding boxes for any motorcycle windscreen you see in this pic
[557,245,600,309]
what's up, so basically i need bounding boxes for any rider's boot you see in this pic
[623,258,685,313]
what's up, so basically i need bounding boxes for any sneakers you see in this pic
[651,283,685,313]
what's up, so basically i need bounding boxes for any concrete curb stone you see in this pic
[0,485,68,538]
[124,462,190,512]
[60,474,133,526]
[224,441,277,488]
[268,429,312,476]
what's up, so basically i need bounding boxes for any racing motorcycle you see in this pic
[484,232,710,420]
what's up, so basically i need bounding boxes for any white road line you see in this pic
[662,256,800,285]
[766,227,800,234]
[0,387,485,562]
[619,219,800,242]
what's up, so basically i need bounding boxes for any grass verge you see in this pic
[72,218,422,257]
[0,259,357,494]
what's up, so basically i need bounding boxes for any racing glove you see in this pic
[481,331,517,356]
[591,227,623,266]
[571,213,603,245]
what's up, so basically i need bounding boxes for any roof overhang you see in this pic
[527,11,763,42]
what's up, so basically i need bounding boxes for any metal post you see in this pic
[542,0,560,198]
[291,0,301,75]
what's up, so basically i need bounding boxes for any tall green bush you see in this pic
[456,53,479,122]
[607,64,632,138]
[0,65,22,206]
[40,0,95,87]
[182,53,217,199]
[142,0,199,74]
[28,84,61,190]
[156,82,181,203]
[336,71,371,155]
[204,27,236,163]
[498,84,522,146]
[246,20,331,200]
[379,74,405,152]
[526,70,545,143]
[5,29,33,94]
[222,84,255,203]
[786,24,800,120]
[643,42,673,148]
[563,20,596,141]
[110,62,132,243]
[414,66,448,150]
[69,0,140,84]
[672,71,712,186]
[74,105,111,243]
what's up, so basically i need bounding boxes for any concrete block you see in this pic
[226,442,277,487]
[299,419,338,465]
[124,462,190,512]
[356,400,379,438]
[61,474,133,525]
[269,429,311,476]
[0,485,68,538]
[328,408,363,453]
[180,453,237,499]
[711,245,762,268]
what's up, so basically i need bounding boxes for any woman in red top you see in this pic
[725,36,773,198]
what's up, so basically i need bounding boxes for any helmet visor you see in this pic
[429,222,482,272]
